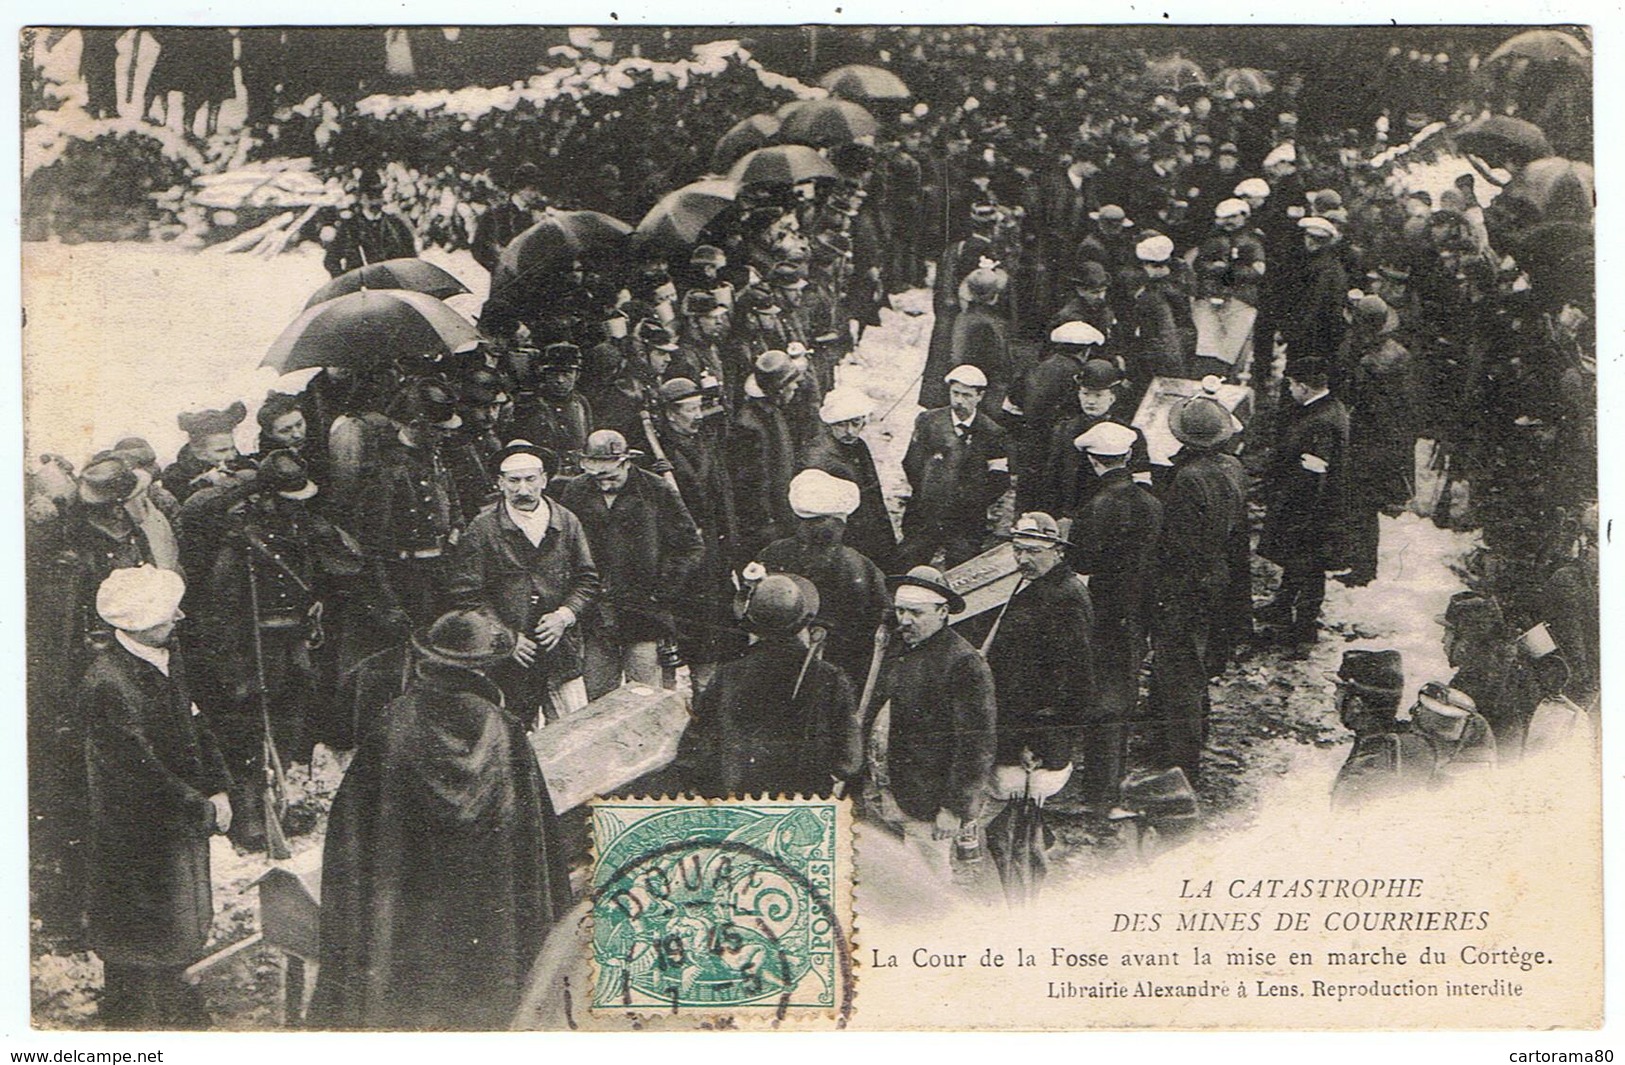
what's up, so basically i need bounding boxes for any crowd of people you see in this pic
[25,26,1596,1031]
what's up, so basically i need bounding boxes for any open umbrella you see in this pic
[711,113,782,175]
[1455,114,1554,168]
[1502,157,1595,223]
[1214,67,1274,98]
[633,179,739,251]
[304,258,470,310]
[728,145,840,188]
[777,98,879,148]
[1145,55,1207,93]
[493,210,633,288]
[1485,29,1590,69]
[819,64,911,101]
[263,289,478,373]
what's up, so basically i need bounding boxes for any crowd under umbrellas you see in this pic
[23,29,1599,1030]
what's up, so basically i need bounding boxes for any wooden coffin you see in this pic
[531,682,692,814]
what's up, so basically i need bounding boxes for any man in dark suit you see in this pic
[323,171,418,278]
[1147,397,1248,786]
[80,566,234,1028]
[471,162,547,274]
[1069,423,1164,811]
[1258,357,1351,648]
[900,365,1012,570]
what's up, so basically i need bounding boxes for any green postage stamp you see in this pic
[588,797,856,1022]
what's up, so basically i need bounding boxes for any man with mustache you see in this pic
[557,430,702,700]
[443,441,601,727]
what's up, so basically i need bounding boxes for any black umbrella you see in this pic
[263,289,478,373]
[490,210,633,306]
[819,64,911,102]
[711,113,782,175]
[1456,115,1553,168]
[304,258,470,310]
[777,98,879,148]
[728,145,840,188]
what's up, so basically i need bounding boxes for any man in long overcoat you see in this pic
[1035,359,1152,524]
[311,608,571,1030]
[985,514,1097,806]
[867,567,996,881]
[798,387,898,572]
[730,350,806,558]
[1068,424,1164,809]
[81,566,233,1028]
[1258,357,1351,647]
[674,574,862,798]
[443,442,601,727]
[1147,397,1248,786]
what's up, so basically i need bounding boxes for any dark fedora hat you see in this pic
[412,607,517,667]
[1168,395,1234,449]
[1324,649,1405,703]
[887,564,966,614]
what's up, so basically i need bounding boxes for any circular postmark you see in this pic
[589,803,855,1024]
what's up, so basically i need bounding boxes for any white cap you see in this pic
[787,468,861,519]
[819,387,874,425]
[1234,177,1271,198]
[498,439,549,473]
[1299,215,1341,240]
[97,564,186,633]
[944,364,988,388]
[1135,234,1175,263]
[1074,421,1137,457]
[1215,197,1250,218]
[1262,143,1298,168]
[1049,320,1105,346]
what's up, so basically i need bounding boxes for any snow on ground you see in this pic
[28,239,1562,1027]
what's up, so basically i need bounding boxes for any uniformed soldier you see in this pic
[511,343,594,478]
[1327,650,1433,808]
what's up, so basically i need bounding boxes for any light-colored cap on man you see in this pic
[788,468,861,519]
[1136,234,1175,263]
[1262,143,1297,168]
[1074,421,1138,456]
[944,364,989,389]
[1050,320,1106,346]
[1234,177,1271,198]
[1215,197,1250,218]
[97,564,185,633]
[819,387,874,425]
[1299,215,1340,240]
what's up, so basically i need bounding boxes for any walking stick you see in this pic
[641,406,686,690]
[979,575,1029,656]
[790,626,828,702]
[244,540,294,860]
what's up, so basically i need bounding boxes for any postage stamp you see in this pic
[587,797,855,1023]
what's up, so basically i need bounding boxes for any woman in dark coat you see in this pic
[312,609,573,1031]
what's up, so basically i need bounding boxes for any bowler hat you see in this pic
[1168,395,1234,449]
[961,267,1008,304]
[682,290,723,317]
[1324,649,1405,704]
[745,574,820,635]
[1074,359,1122,391]
[735,285,782,316]
[412,608,517,668]
[660,377,705,405]
[752,350,803,394]
[887,565,966,614]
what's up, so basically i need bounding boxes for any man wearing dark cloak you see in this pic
[311,608,572,1030]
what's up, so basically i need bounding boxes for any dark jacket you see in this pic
[509,390,593,479]
[1342,336,1423,507]
[1260,393,1351,568]
[985,562,1097,770]
[872,625,997,823]
[901,408,1010,541]
[471,199,538,274]
[1330,728,1440,808]
[1038,413,1151,522]
[323,209,417,278]
[311,659,571,1029]
[1194,227,1267,307]
[1153,447,1248,616]
[948,304,1012,397]
[354,435,464,563]
[674,637,862,798]
[1281,245,1349,358]
[556,468,704,643]
[1123,279,1191,381]
[1071,467,1164,648]
[731,394,801,553]
[81,640,232,966]
[799,427,897,572]
[443,500,601,683]
[758,525,891,686]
